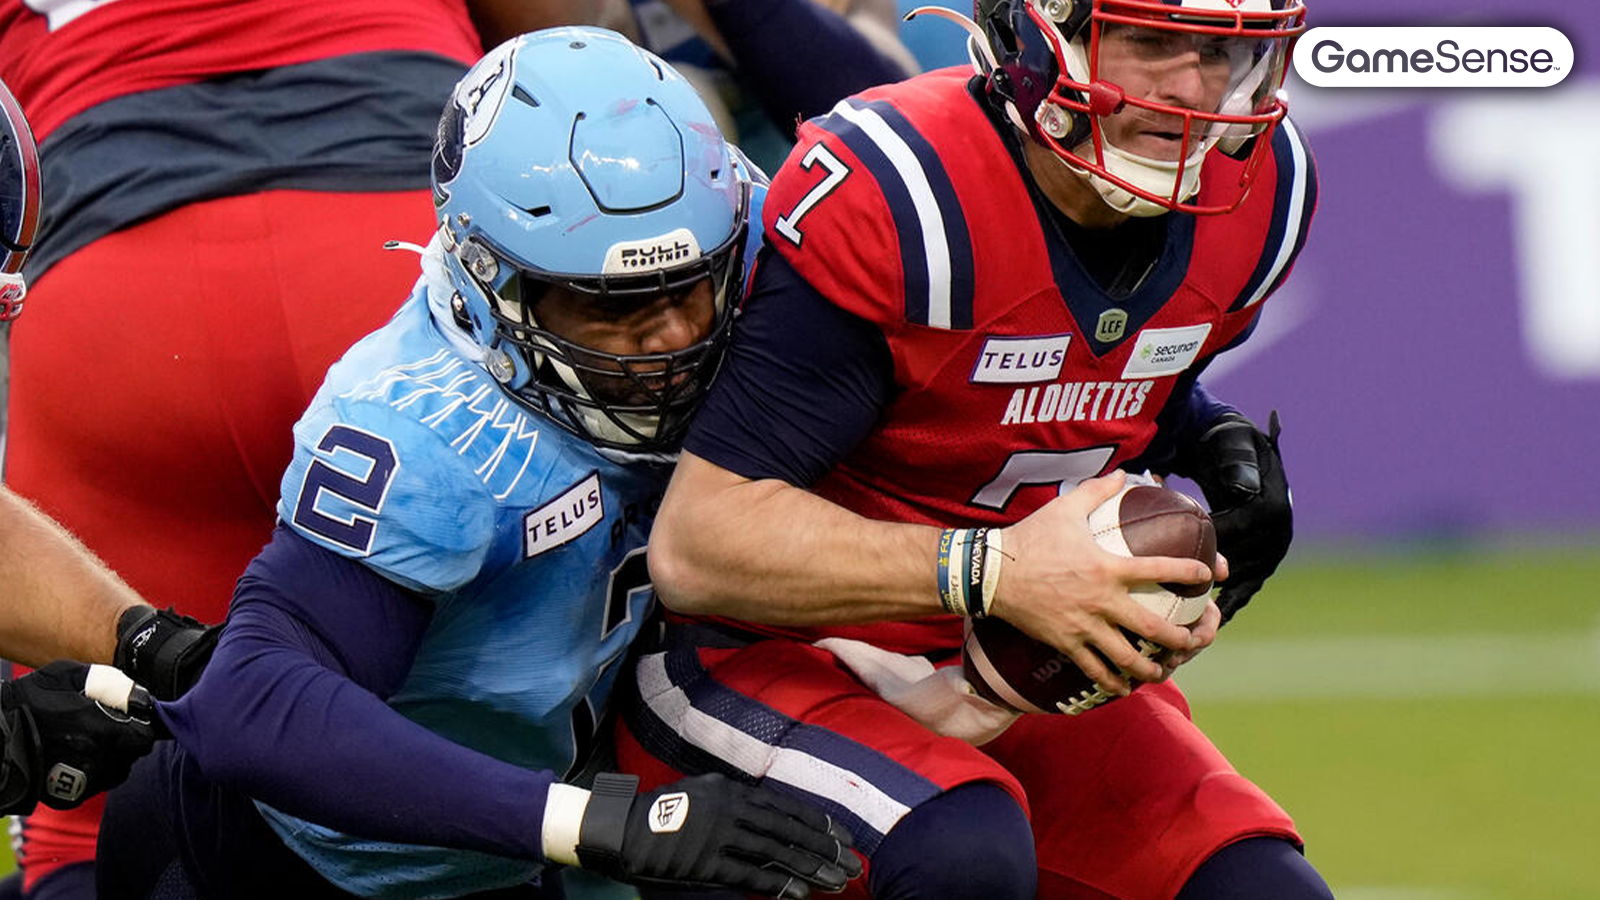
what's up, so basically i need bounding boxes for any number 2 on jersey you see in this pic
[774,142,851,247]
[292,425,399,554]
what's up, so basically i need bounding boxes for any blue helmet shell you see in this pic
[431,28,750,450]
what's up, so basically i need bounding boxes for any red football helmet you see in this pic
[933,0,1304,216]
[0,77,40,320]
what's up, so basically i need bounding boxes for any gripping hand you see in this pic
[545,772,861,898]
[0,662,157,815]
[1183,411,1292,624]
[114,606,220,701]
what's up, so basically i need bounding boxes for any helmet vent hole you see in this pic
[650,60,666,80]
[512,85,539,108]
[525,205,552,218]
[709,169,721,180]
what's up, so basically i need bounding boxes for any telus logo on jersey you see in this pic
[524,473,604,558]
[971,335,1072,384]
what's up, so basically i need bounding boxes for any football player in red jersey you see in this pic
[620,0,1327,898]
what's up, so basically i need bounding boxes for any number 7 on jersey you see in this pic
[774,142,851,247]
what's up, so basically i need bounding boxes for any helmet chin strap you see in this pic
[1083,139,1208,217]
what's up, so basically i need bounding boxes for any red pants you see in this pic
[615,641,1300,900]
[5,189,437,892]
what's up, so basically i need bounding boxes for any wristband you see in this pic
[937,528,1003,618]
[541,782,592,866]
[936,528,967,616]
[979,528,1004,618]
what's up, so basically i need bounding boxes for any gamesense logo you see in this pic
[1293,27,1573,88]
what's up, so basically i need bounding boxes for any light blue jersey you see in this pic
[256,249,668,898]
[254,171,764,899]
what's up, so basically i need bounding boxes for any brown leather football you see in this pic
[962,483,1216,716]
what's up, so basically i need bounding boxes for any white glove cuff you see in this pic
[84,664,136,712]
[541,783,592,867]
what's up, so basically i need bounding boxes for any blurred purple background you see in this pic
[901,1,1600,540]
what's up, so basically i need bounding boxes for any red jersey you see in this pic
[753,68,1316,652]
[0,0,482,141]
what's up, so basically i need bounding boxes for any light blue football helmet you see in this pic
[432,27,750,451]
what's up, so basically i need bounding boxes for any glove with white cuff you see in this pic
[542,772,861,898]
[0,662,158,815]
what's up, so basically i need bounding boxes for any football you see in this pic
[962,482,1217,716]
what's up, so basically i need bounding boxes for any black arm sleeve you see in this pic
[685,248,896,487]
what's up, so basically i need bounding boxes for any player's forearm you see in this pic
[161,598,554,862]
[650,452,943,624]
[0,485,144,666]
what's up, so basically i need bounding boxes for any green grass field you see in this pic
[1179,543,1600,899]
[6,544,1596,895]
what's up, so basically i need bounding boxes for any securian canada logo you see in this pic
[1293,27,1573,88]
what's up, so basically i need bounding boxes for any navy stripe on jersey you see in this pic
[814,99,975,329]
[624,647,944,854]
[857,99,976,330]
[813,103,930,326]
[1229,117,1317,312]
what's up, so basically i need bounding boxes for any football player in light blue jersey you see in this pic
[96,28,857,900]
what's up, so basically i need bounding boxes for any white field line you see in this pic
[1175,633,1600,701]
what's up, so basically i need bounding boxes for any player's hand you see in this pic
[991,471,1216,696]
[1182,411,1292,625]
[114,606,221,701]
[556,772,860,897]
[1159,598,1221,676]
[0,662,157,815]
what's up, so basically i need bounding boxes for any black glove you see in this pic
[0,661,158,815]
[1182,410,1292,624]
[114,606,221,701]
[573,772,860,898]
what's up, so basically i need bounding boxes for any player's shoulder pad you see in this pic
[763,89,978,331]
[279,347,545,593]
[1226,114,1319,314]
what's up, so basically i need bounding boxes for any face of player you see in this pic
[530,278,718,405]
[1091,24,1246,161]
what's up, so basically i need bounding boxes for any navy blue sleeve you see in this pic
[705,0,913,134]
[685,247,895,486]
[157,524,553,862]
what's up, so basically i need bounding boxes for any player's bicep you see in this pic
[280,406,496,592]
